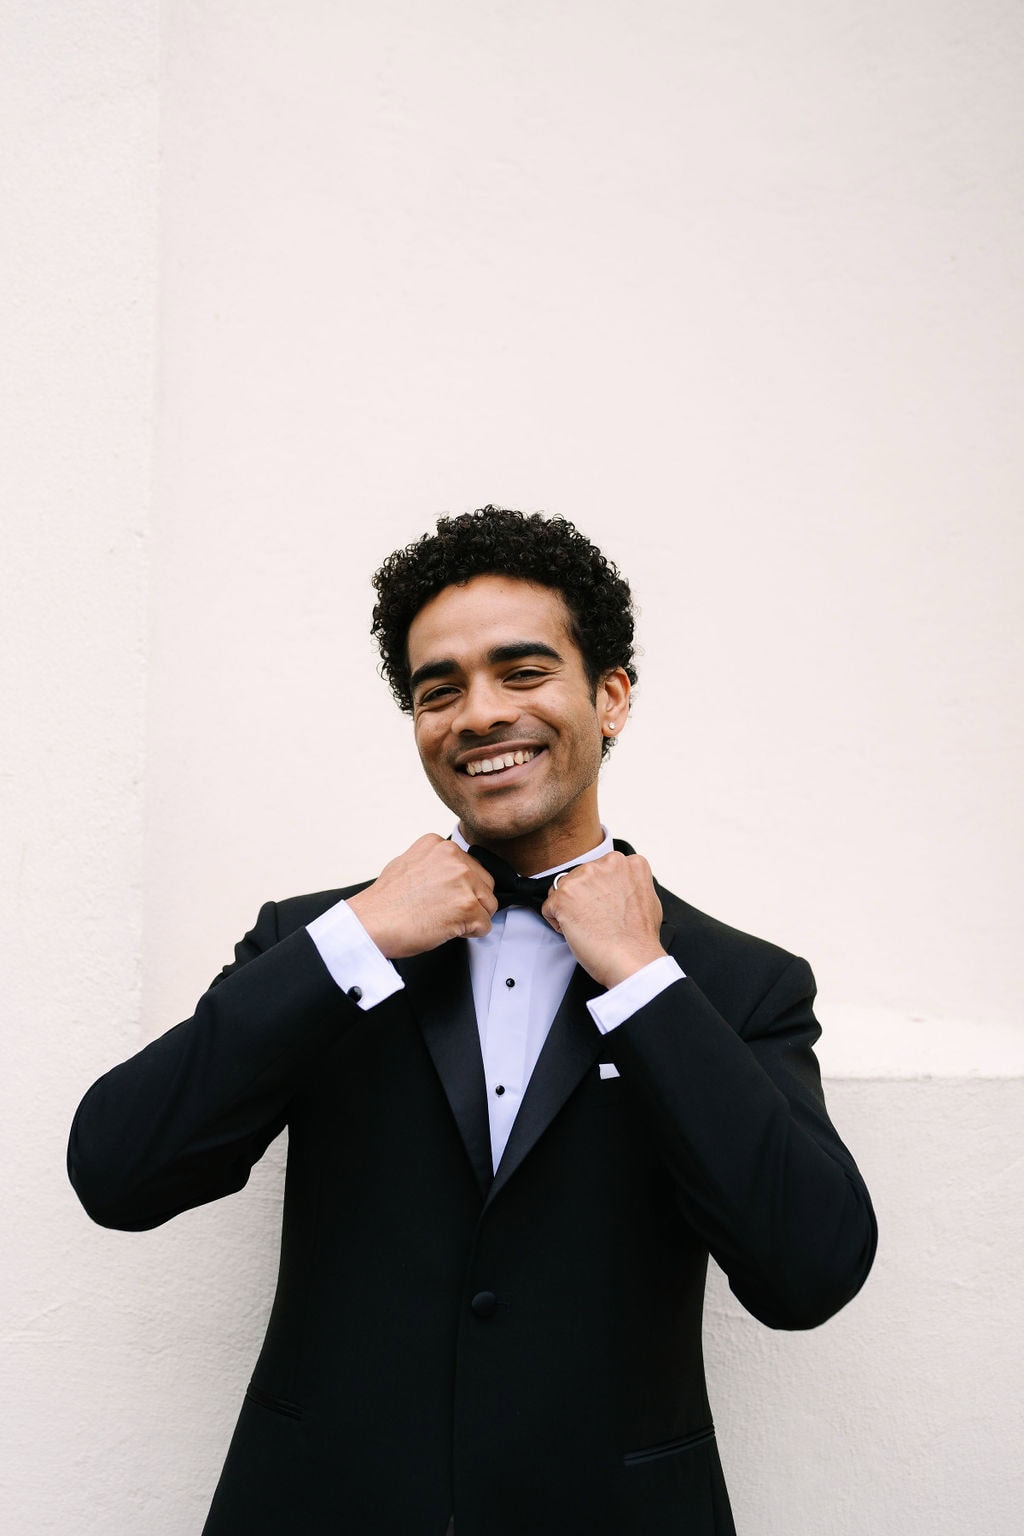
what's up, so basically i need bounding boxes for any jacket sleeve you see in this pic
[608,955,877,1330]
[67,902,358,1232]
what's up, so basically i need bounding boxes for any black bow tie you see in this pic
[468,845,571,914]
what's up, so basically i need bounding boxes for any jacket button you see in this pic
[470,1290,497,1318]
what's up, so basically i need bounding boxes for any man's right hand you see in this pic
[346,834,498,959]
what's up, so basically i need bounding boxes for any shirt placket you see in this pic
[483,907,531,1170]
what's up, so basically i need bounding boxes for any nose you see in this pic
[451,676,520,737]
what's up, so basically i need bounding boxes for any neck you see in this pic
[459,815,605,876]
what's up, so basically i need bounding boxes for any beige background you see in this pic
[3,2,1022,1531]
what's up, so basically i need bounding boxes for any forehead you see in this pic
[407,575,577,669]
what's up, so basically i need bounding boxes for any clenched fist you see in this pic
[346,834,498,958]
[541,850,666,988]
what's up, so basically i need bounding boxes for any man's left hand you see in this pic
[542,851,666,989]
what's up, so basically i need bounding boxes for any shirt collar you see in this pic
[451,823,614,877]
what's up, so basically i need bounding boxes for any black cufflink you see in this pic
[347,985,363,1002]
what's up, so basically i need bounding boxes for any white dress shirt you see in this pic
[307,829,684,1170]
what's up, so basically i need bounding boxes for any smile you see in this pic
[463,748,540,777]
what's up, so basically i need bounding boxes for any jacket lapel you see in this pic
[485,962,605,1207]
[398,845,677,1207]
[396,944,493,1198]
[487,875,678,1203]
[657,891,677,956]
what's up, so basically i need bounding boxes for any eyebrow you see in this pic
[409,641,564,694]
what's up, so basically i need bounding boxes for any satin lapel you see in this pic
[657,890,677,956]
[484,869,677,1205]
[485,963,605,1208]
[395,944,492,1198]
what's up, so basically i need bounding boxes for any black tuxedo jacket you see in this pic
[69,849,876,1536]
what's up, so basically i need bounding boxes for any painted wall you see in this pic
[1,3,158,1532]
[4,2,1022,1531]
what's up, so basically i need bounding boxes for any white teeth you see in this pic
[466,749,537,777]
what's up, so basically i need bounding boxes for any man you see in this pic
[69,506,876,1536]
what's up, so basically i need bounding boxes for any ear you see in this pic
[596,667,631,738]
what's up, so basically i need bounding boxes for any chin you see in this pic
[464,804,549,845]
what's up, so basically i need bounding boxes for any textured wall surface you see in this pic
[5,3,1022,1531]
[1,4,158,1533]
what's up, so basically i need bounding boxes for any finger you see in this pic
[463,903,495,938]
[467,868,497,907]
[453,848,496,892]
[595,849,625,870]
[540,896,562,935]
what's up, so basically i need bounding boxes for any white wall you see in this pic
[4,2,1022,1531]
[1,3,159,1533]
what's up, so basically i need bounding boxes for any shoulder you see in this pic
[256,880,376,937]
[615,838,798,970]
[656,881,794,965]
[205,880,378,986]
[654,878,814,1018]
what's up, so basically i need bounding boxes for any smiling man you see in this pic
[69,506,876,1536]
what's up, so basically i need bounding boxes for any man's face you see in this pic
[406,574,628,871]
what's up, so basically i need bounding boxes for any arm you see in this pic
[608,957,877,1330]
[67,906,356,1231]
[68,837,498,1232]
[544,852,877,1330]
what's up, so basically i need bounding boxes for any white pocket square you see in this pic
[598,1062,620,1079]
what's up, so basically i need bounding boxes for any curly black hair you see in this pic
[371,506,637,752]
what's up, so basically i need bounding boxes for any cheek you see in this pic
[414,721,447,772]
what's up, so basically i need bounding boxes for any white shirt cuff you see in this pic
[307,898,405,1011]
[587,955,686,1035]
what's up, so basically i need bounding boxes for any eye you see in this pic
[418,684,459,707]
[506,667,547,683]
